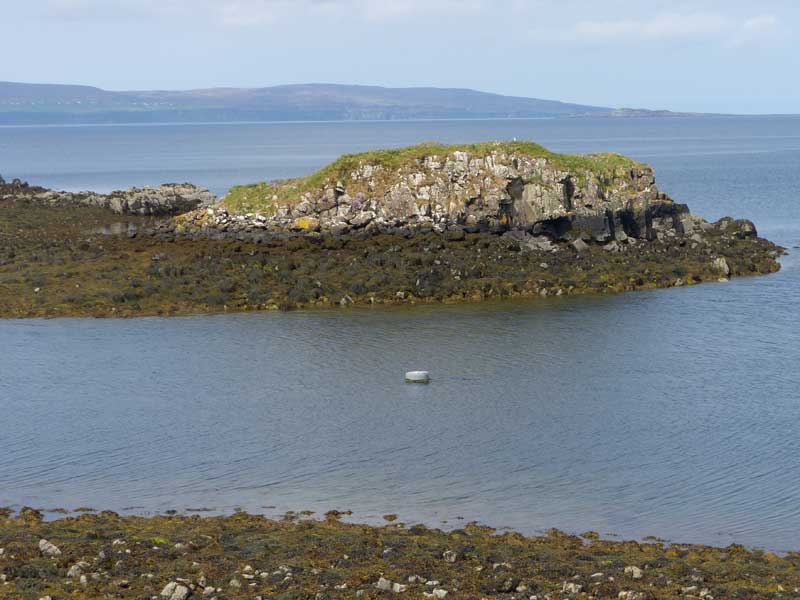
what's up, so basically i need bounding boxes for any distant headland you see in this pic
[0,81,710,125]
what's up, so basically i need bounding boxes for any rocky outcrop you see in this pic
[0,175,215,216]
[174,142,734,244]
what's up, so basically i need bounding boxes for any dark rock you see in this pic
[496,577,519,593]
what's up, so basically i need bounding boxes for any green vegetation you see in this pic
[2,509,800,600]
[223,141,646,213]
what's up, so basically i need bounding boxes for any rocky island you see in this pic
[0,141,783,317]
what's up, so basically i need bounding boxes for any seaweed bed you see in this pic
[1,508,799,600]
[0,200,782,318]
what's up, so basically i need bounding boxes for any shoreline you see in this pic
[0,268,785,321]
[0,199,783,319]
[2,508,799,599]
[3,114,799,130]
[3,504,788,553]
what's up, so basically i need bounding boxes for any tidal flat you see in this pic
[0,199,781,318]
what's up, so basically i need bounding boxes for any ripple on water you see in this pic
[2,116,800,550]
[0,268,799,549]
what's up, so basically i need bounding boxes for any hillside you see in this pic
[0,82,615,124]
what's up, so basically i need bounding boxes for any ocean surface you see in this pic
[1,116,799,550]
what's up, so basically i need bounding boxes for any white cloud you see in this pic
[215,0,487,26]
[32,0,792,49]
[729,14,781,46]
[356,0,485,22]
[216,0,287,26]
[42,0,189,19]
[743,14,779,32]
[39,0,490,25]
[530,11,783,47]
[573,13,727,41]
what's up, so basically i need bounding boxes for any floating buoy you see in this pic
[405,371,430,384]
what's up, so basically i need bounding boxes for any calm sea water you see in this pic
[1,117,799,550]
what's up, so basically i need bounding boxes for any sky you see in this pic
[2,0,798,114]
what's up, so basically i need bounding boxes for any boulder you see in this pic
[571,238,589,253]
[526,236,555,252]
[712,257,731,276]
[38,539,61,557]
[619,592,646,600]
[376,577,393,591]
[349,211,376,228]
[562,582,583,594]
[624,566,643,579]
[733,219,757,238]
[291,216,321,231]
[442,550,457,562]
[67,561,91,578]
[160,582,191,600]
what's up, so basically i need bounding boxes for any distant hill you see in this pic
[0,82,690,125]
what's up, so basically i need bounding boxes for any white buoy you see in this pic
[405,370,430,384]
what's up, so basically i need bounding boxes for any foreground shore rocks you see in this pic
[1,508,799,600]
[0,142,785,317]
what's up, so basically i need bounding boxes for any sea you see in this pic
[1,116,799,550]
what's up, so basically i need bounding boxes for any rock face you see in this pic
[177,142,727,243]
[0,175,215,216]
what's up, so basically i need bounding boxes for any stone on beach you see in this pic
[160,581,191,600]
[67,561,91,578]
[624,565,643,579]
[38,539,61,557]
[442,549,458,562]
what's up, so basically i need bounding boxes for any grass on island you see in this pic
[222,141,647,214]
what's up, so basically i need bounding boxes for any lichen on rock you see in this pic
[184,141,692,243]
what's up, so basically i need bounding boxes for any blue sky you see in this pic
[3,0,798,113]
